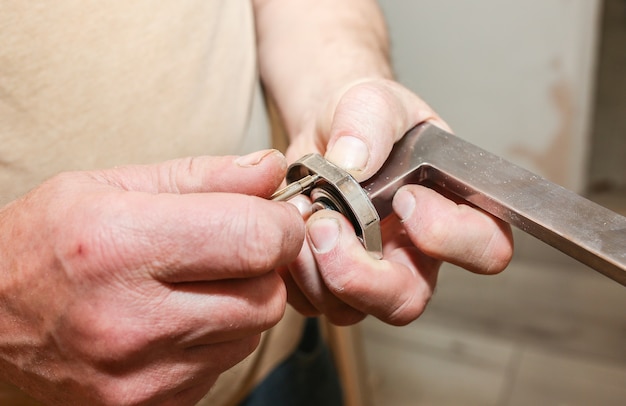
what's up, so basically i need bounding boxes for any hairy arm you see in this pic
[253,0,393,137]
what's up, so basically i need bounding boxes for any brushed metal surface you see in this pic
[362,123,626,286]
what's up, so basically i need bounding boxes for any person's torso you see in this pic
[0,0,267,205]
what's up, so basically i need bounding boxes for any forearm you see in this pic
[253,0,393,137]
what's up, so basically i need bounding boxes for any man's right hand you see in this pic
[0,149,304,405]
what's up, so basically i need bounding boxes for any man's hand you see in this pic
[281,80,514,326]
[254,0,514,327]
[0,150,305,405]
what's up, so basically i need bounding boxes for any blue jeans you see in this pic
[239,318,344,406]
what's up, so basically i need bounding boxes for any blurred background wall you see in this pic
[359,2,626,405]
[378,0,605,193]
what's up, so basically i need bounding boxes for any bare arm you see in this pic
[253,0,393,137]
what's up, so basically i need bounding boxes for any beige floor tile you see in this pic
[506,347,626,406]
[423,259,626,363]
[362,317,515,406]
[361,257,626,405]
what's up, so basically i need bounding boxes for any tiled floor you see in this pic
[361,235,626,406]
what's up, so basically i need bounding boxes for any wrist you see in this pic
[255,0,393,138]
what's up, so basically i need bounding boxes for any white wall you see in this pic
[378,0,602,192]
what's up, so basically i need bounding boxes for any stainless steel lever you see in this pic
[272,123,626,286]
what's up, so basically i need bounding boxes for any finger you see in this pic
[160,336,260,402]
[62,271,284,370]
[276,265,320,317]
[392,185,514,274]
[158,272,287,344]
[323,79,451,181]
[62,191,305,283]
[94,149,288,197]
[285,230,365,325]
[303,210,439,326]
[100,335,258,405]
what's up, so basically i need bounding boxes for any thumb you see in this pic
[324,79,450,182]
[95,149,289,197]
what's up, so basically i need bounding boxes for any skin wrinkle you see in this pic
[229,201,273,274]
[382,248,433,321]
[448,203,513,274]
[475,219,514,274]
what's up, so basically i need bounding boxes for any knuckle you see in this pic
[165,156,212,194]
[478,227,514,274]
[385,290,430,326]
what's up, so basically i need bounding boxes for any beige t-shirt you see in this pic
[0,1,304,404]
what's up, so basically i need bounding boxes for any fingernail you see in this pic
[393,189,415,221]
[235,149,280,167]
[307,217,340,254]
[326,136,369,172]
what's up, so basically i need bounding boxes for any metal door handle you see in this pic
[272,123,626,286]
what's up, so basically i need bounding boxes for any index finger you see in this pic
[93,149,288,197]
[61,191,305,284]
